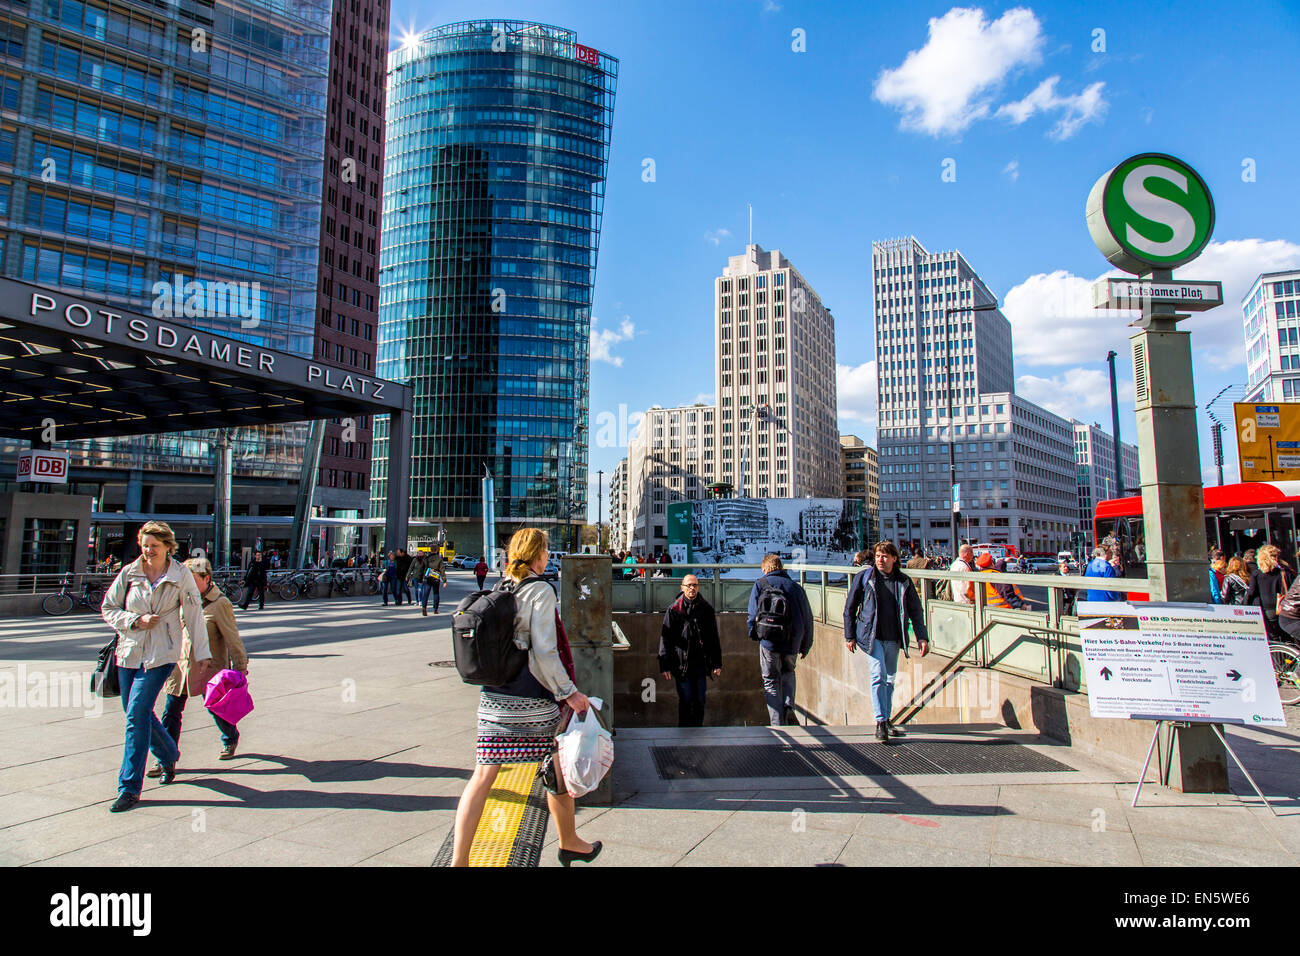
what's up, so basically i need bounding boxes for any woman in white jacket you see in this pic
[100,521,211,812]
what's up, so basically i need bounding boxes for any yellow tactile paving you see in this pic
[468,762,539,867]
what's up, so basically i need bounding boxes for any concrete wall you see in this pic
[611,608,1155,772]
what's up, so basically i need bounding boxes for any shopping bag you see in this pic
[204,668,254,725]
[556,696,613,798]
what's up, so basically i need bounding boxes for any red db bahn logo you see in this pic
[576,44,598,66]
[17,451,68,483]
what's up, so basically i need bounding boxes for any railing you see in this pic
[607,560,1154,697]
[0,572,116,596]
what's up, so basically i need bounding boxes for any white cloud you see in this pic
[1015,367,1133,420]
[837,360,878,425]
[762,0,782,11]
[691,392,715,405]
[873,6,1044,137]
[590,315,636,367]
[1002,239,1300,371]
[1002,159,1020,182]
[704,227,732,247]
[995,76,1107,139]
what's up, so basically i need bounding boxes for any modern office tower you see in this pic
[626,404,715,556]
[373,21,617,557]
[1243,270,1300,402]
[608,457,628,552]
[1073,421,1140,548]
[311,0,392,543]
[714,244,839,499]
[0,0,332,557]
[873,237,1080,553]
[840,434,879,540]
[884,392,1076,554]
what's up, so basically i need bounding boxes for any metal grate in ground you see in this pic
[431,764,549,867]
[651,739,1074,780]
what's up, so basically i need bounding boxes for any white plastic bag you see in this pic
[557,696,614,798]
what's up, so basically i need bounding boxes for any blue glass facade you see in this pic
[0,0,330,476]
[372,20,616,546]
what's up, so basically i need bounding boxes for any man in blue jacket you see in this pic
[1084,546,1122,602]
[844,540,930,741]
[747,554,814,726]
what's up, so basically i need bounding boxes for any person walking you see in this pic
[474,557,489,590]
[151,557,248,777]
[949,544,977,605]
[409,549,430,608]
[746,554,814,726]
[1222,557,1250,606]
[100,521,210,812]
[1208,550,1227,604]
[1243,548,1258,579]
[658,574,722,727]
[380,550,399,606]
[1058,559,1077,616]
[451,528,602,867]
[394,548,414,605]
[843,540,930,742]
[983,557,1034,609]
[1245,544,1289,643]
[1084,546,1123,602]
[422,549,446,616]
[622,552,638,580]
[239,549,268,610]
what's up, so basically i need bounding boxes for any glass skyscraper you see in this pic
[0,0,330,478]
[372,20,617,554]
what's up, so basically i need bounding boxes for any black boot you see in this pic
[875,720,889,742]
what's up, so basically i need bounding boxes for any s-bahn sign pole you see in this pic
[1086,152,1228,792]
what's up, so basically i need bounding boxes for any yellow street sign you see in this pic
[1235,402,1300,480]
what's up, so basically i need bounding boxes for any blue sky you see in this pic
[386,1,1300,519]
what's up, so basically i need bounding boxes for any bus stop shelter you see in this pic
[0,276,413,558]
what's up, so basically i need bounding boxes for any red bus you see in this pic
[1094,481,1300,580]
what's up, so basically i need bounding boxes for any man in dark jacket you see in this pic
[843,540,930,741]
[747,554,814,726]
[240,550,269,610]
[658,574,722,727]
[393,548,413,605]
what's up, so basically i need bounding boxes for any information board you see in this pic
[1234,401,1300,480]
[1076,601,1286,726]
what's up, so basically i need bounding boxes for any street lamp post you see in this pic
[942,299,1000,553]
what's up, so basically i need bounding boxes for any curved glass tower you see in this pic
[372,20,616,554]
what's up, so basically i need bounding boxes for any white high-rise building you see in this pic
[1072,422,1140,548]
[873,236,1079,553]
[608,458,628,552]
[626,404,715,556]
[1243,269,1300,402]
[714,245,840,499]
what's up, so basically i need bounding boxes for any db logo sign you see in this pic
[576,44,598,66]
[17,450,68,484]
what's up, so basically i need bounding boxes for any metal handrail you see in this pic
[892,619,999,726]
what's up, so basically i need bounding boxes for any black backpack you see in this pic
[450,576,545,686]
[753,581,792,645]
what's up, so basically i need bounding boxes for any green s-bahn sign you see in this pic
[1085,153,1215,275]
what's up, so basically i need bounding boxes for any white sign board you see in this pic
[1077,601,1286,726]
[17,449,69,484]
[1092,277,1224,312]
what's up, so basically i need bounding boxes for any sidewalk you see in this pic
[1,578,1296,867]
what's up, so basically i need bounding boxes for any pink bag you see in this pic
[204,669,254,725]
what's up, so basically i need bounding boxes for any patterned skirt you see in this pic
[475,691,562,765]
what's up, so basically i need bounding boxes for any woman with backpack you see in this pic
[450,528,603,867]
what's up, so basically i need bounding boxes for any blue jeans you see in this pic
[422,577,441,612]
[674,673,708,727]
[759,646,799,725]
[866,640,902,723]
[117,663,179,796]
[412,580,426,604]
[381,577,398,604]
[396,578,412,604]
[161,693,239,751]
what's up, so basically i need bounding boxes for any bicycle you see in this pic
[42,574,104,616]
[268,570,299,601]
[1271,641,1300,706]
